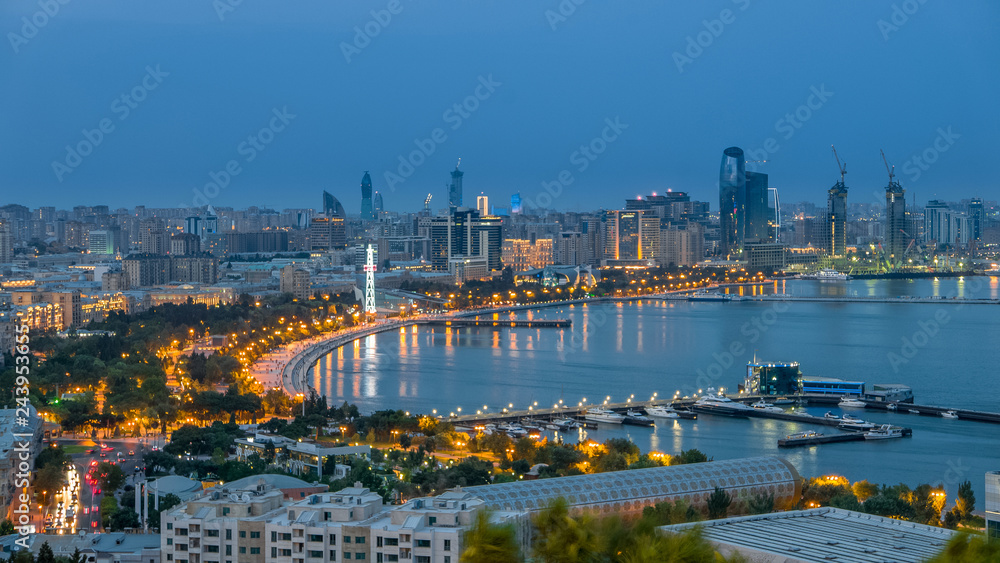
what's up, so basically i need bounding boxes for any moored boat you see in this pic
[584,407,625,424]
[941,410,959,419]
[645,405,680,419]
[751,399,784,413]
[864,424,904,440]
[838,396,866,408]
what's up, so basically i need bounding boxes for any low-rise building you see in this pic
[987,470,1000,541]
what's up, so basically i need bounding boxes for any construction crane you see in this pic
[423,193,433,211]
[880,149,897,185]
[831,145,846,184]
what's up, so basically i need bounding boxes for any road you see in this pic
[47,436,160,533]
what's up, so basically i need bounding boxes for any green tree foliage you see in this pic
[460,509,522,563]
[532,498,602,563]
[165,422,245,456]
[36,542,55,563]
[926,532,1000,562]
[0,518,14,535]
[34,464,66,502]
[851,479,879,502]
[746,492,775,515]
[955,480,976,519]
[640,499,701,526]
[94,462,126,492]
[100,496,119,528]
[109,508,140,531]
[707,487,732,520]
[35,446,68,471]
[670,449,709,465]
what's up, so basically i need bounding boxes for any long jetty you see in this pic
[725,295,1000,305]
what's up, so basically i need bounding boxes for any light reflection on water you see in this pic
[309,278,999,507]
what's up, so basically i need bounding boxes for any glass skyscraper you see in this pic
[744,171,771,243]
[719,147,745,258]
[449,164,464,207]
[360,172,375,221]
[322,191,346,218]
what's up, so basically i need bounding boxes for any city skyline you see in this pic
[2,2,998,210]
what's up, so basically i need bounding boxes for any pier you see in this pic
[725,295,1000,306]
[778,427,914,448]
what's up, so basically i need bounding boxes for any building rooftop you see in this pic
[462,456,800,514]
[661,507,957,563]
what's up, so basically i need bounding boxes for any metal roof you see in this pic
[462,456,800,514]
[661,507,956,563]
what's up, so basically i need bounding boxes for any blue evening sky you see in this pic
[1,1,997,213]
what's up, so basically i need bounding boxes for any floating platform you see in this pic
[778,427,912,448]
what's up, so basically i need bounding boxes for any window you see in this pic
[329,550,337,561]
[309,551,323,558]
[416,540,431,548]
[176,544,188,552]
[345,537,351,544]
[376,537,382,548]
[271,532,277,542]
[443,539,451,551]
[355,537,366,544]
[238,531,246,539]
[416,557,430,563]
[225,530,231,541]
[238,547,246,555]
[222,507,229,516]
[225,546,231,556]
[177,528,188,536]
[345,554,351,560]
[428,517,436,525]
[167,523,173,530]
[444,557,450,563]
[249,548,260,555]
[385,538,398,547]
[166,556,172,561]
[309,534,323,542]
[206,546,219,553]
[329,535,337,545]
[356,554,365,561]
[271,548,277,558]
[206,530,219,537]
[167,539,173,546]
[250,532,261,539]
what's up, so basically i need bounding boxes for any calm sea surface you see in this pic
[309,277,1000,507]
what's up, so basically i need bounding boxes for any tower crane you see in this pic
[831,145,846,184]
[880,149,897,185]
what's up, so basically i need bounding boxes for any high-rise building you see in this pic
[203,205,219,238]
[553,232,584,265]
[476,194,489,216]
[969,198,985,242]
[719,147,746,258]
[0,222,15,263]
[360,171,375,221]
[419,208,503,272]
[603,210,659,265]
[170,233,202,255]
[87,230,116,255]
[373,191,384,214]
[744,171,771,243]
[924,201,971,247]
[122,254,170,287]
[169,254,219,284]
[511,192,522,214]
[987,470,1000,541]
[449,163,464,207]
[323,191,346,218]
[885,176,909,258]
[309,216,347,251]
[184,215,201,236]
[137,218,169,255]
[827,183,848,257]
[660,222,705,267]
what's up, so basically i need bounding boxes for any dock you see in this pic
[778,427,913,448]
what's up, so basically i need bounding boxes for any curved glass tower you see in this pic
[360,171,375,221]
[719,147,745,258]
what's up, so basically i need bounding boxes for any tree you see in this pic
[852,479,879,502]
[532,498,601,563]
[670,449,708,465]
[926,532,1000,562]
[34,464,66,503]
[460,509,522,563]
[955,480,975,520]
[747,492,775,515]
[70,548,85,563]
[95,462,126,492]
[36,543,55,563]
[707,487,732,520]
[109,508,140,531]
[0,518,14,535]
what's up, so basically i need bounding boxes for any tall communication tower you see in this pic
[364,244,376,315]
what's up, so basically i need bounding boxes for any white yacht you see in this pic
[584,407,625,424]
[750,400,785,413]
[886,403,898,411]
[838,396,867,408]
[693,388,754,417]
[800,269,851,281]
[864,424,904,440]
[551,417,581,430]
[838,418,876,431]
[645,405,680,419]
[941,410,959,419]
[497,423,527,437]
